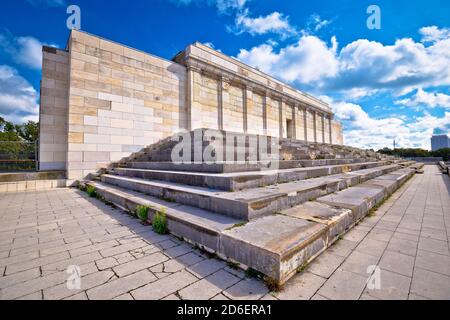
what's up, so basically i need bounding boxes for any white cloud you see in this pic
[320,96,450,150]
[396,89,450,109]
[203,42,222,52]
[232,9,295,37]
[306,14,332,33]
[0,33,46,69]
[419,26,450,43]
[238,35,338,83]
[0,65,39,124]
[236,26,450,98]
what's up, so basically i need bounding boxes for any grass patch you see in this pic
[227,261,240,270]
[152,207,168,234]
[296,262,308,274]
[225,221,247,231]
[162,197,176,203]
[264,276,283,292]
[136,205,150,222]
[86,185,97,198]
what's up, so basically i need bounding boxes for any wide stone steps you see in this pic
[87,162,423,286]
[112,160,392,191]
[220,164,422,285]
[86,180,241,251]
[124,158,374,173]
[101,162,413,220]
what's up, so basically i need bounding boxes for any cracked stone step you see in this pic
[87,163,419,287]
[125,158,377,173]
[219,165,417,285]
[100,163,409,220]
[112,160,392,191]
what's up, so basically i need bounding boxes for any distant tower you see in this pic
[393,139,396,150]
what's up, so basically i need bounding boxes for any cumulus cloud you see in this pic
[395,89,450,109]
[231,9,295,37]
[236,26,450,98]
[0,33,46,69]
[0,65,39,123]
[238,35,338,82]
[419,26,450,43]
[320,96,450,150]
[305,14,332,33]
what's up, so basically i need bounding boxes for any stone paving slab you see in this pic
[0,165,449,300]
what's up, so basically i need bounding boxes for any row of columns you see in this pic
[187,67,334,144]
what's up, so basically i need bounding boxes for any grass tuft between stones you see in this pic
[86,185,97,198]
[136,205,150,222]
[152,207,168,234]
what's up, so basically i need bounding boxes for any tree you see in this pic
[0,117,39,142]
[0,117,20,142]
[16,121,39,142]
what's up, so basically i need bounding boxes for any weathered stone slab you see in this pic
[220,215,327,285]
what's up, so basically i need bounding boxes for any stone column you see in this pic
[186,66,194,131]
[263,92,268,135]
[218,76,224,131]
[242,84,248,133]
[328,115,333,145]
[292,103,297,140]
[303,106,308,142]
[321,113,325,144]
[278,99,283,138]
[313,110,317,143]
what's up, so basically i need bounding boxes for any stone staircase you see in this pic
[84,129,422,287]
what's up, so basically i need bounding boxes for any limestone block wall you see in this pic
[247,90,265,135]
[331,120,344,145]
[281,102,294,139]
[266,96,280,137]
[222,82,244,133]
[316,114,324,144]
[191,72,219,130]
[66,31,186,180]
[324,117,331,144]
[39,47,69,171]
[306,110,315,142]
[295,108,306,141]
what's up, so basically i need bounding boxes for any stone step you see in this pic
[85,181,241,253]
[125,158,377,173]
[86,163,418,287]
[220,164,418,286]
[101,162,412,220]
[113,160,392,191]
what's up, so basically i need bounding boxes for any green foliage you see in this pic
[0,117,39,171]
[16,121,39,142]
[152,207,167,234]
[136,205,150,222]
[0,117,39,142]
[378,147,450,161]
[86,185,97,198]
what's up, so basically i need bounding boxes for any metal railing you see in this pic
[0,140,38,172]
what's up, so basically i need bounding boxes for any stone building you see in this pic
[39,30,344,180]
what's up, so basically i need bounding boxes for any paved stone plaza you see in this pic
[0,165,449,300]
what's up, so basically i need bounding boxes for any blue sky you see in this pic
[1,0,450,150]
